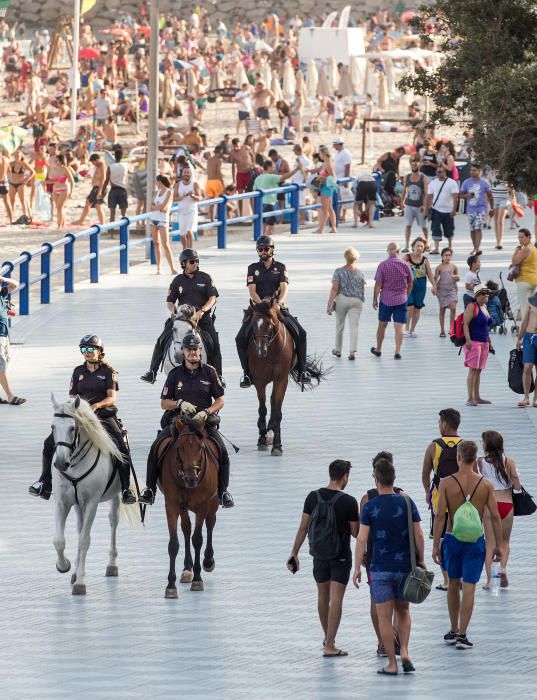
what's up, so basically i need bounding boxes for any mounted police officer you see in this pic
[235,235,311,387]
[141,248,223,384]
[138,332,234,508]
[29,335,137,504]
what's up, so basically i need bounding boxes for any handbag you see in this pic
[402,495,434,604]
[507,264,520,281]
[512,486,537,516]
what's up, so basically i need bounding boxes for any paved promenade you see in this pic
[2,218,537,699]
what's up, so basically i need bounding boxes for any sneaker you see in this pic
[455,635,473,650]
[444,631,459,645]
[409,332,418,338]
[138,487,155,505]
[240,373,252,388]
[140,370,156,384]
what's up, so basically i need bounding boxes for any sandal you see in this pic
[439,332,446,338]
[9,396,26,405]
[323,648,348,657]
[348,352,356,360]
[332,349,341,357]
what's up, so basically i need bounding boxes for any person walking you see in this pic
[516,291,537,407]
[511,227,537,318]
[433,440,502,650]
[287,459,359,658]
[463,283,493,406]
[315,146,338,234]
[371,243,414,360]
[0,275,26,405]
[403,237,436,337]
[424,165,459,255]
[150,175,176,275]
[401,159,429,252]
[104,147,128,221]
[353,458,424,675]
[326,247,365,360]
[435,248,460,337]
[478,430,521,590]
[175,165,202,250]
[459,164,493,256]
[491,178,511,249]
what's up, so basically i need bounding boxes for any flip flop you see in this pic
[370,347,381,357]
[402,660,415,673]
[323,649,348,657]
[436,584,448,591]
[0,397,8,404]
[377,668,398,676]
[518,400,530,407]
[9,396,26,405]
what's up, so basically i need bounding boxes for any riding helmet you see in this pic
[181,332,202,349]
[256,235,274,250]
[179,248,199,265]
[79,334,103,350]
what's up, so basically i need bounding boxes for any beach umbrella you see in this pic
[209,64,225,92]
[295,70,308,102]
[401,11,416,23]
[270,70,283,102]
[349,55,364,93]
[316,67,330,98]
[174,59,191,70]
[0,125,26,154]
[337,65,354,97]
[328,57,339,94]
[79,47,100,60]
[306,58,318,97]
[235,61,249,88]
[282,60,296,100]
[186,69,198,96]
[261,60,272,86]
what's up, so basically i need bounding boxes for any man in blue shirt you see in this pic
[0,275,26,405]
[460,164,494,256]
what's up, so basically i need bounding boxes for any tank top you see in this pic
[152,188,171,222]
[479,456,512,490]
[407,255,427,279]
[177,180,197,213]
[518,244,537,286]
[405,174,425,207]
[469,305,492,342]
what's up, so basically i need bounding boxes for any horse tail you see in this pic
[118,476,143,528]
[290,354,332,391]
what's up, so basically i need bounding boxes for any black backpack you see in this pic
[308,490,344,560]
[432,438,460,487]
[508,348,535,394]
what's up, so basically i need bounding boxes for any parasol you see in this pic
[282,60,296,100]
[316,68,330,98]
[337,65,354,97]
[270,70,283,102]
[350,55,364,93]
[328,57,339,95]
[306,59,318,97]
[295,70,308,103]
[235,61,249,88]
[78,47,100,60]
[209,65,225,92]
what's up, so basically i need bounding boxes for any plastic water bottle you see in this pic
[490,562,501,597]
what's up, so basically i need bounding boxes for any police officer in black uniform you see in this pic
[235,235,311,387]
[138,332,234,508]
[140,248,223,383]
[29,335,137,504]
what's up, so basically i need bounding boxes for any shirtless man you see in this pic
[433,440,502,650]
[72,153,106,226]
[0,150,13,224]
[45,142,62,221]
[253,80,275,130]
[205,146,225,220]
[516,291,537,406]
[229,137,255,215]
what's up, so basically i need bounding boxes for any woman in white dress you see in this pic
[150,175,176,275]
[175,165,202,249]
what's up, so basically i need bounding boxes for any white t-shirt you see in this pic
[94,96,112,120]
[291,154,311,185]
[464,270,480,298]
[236,90,252,113]
[334,148,352,179]
[428,177,459,213]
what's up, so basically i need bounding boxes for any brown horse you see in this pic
[158,415,219,597]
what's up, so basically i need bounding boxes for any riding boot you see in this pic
[235,321,252,387]
[142,319,173,382]
[100,415,137,504]
[139,430,169,505]
[29,435,54,500]
[284,314,311,384]
[117,456,136,504]
[207,427,234,508]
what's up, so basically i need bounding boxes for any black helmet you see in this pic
[256,235,274,250]
[181,332,202,349]
[79,334,103,350]
[180,248,199,265]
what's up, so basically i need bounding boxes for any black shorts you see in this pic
[238,110,250,121]
[108,186,128,210]
[0,185,7,197]
[313,558,352,585]
[356,180,377,203]
[88,186,104,207]
[256,106,269,120]
[262,203,276,226]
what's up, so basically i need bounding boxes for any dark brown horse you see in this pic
[158,416,219,597]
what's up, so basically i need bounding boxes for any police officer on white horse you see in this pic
[141,248,223,384]
[139,332,234,508]
[235,235,311,387]
[29,334,137,504]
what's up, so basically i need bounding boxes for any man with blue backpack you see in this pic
[433,440,503,650]
[287,460,359,658]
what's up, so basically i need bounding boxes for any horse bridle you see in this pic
[253,314,281,348]
[174,430,218,486]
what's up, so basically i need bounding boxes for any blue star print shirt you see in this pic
[360,494,421,573]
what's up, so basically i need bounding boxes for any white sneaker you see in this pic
[403,330,411,337]
[409,332,418,338]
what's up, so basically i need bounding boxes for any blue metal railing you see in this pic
[1,178,357,317]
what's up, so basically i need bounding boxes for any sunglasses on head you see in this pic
[80,346,95,353]
[258,247,272,253]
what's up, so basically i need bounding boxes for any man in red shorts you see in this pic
[229,136,256,215]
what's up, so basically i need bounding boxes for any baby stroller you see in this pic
[498,272,519,334]
[486,281,506,334]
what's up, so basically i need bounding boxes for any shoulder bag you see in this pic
[402,495,435,604]
[512,486,537,516]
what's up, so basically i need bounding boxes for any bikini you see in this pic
[51,175,68,194]
[10,163,26,190]
[479,456,514,519]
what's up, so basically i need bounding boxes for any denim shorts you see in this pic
[370,571,407,604]
[378,301,407,324]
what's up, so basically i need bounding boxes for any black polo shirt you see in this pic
[161,362,224,411]
[69,363,118,405]
[167,271,218,309]
[246,259,288,299]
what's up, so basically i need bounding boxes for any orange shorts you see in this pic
[205,179,224,198]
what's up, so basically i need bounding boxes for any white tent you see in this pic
[282,60,296,100]
[306,58,319,97]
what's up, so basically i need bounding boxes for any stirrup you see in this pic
[122,488,137,505]
[138,487,155,505]
[29,480,51,500]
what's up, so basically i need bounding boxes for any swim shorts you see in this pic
[441,533,486,584]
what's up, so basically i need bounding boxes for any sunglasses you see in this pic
[80,346,95,353]
[258,247,272,253]
[186,259,199,264]
[477,291,490,296]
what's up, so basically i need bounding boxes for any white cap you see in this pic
[332,136,344,145]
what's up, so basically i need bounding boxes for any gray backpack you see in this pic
[308,490,344,560]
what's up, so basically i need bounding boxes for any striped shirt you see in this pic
[491,181,510,202]
[374,255,414,307]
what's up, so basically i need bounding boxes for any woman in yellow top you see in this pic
[512,227,537,316]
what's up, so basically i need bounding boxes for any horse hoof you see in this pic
[191,580,204,591]
[271,447,283,456]
[257,443,268,451]
[180,570,194,583]
[72,584,86,596]
[165,587,178,599]
[203,559,215,573]
[56,560,71,574]
[105,566,118,577]
[70,573,77,585]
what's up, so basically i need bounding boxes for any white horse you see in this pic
[162,303,208,375]
[50,394,139,595]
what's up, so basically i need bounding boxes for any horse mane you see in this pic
[254,299,276,316]
[59,398,123,461]
[175,303,196,321]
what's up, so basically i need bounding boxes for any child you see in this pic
[485,280,504,328]
[463,254,481,307]
[434,247,460,337]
